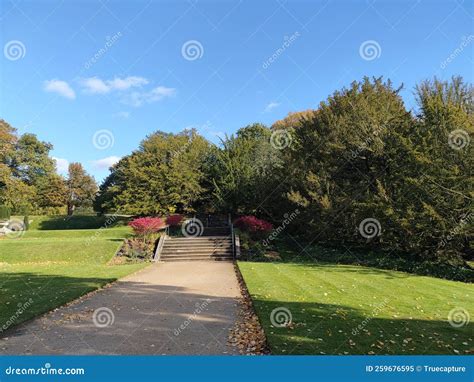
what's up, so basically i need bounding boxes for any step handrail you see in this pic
[154,232,167,262]
[228,213,236,260]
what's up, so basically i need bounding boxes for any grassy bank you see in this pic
[0,226,146,330]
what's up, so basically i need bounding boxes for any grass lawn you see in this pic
[238,261,473,355]
[0,226,146,330]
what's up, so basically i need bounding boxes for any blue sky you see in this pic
[1,0,473,181]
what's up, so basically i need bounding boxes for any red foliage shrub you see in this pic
[233,216,273,233]
[166,214,184,227]
[128,217,165,236]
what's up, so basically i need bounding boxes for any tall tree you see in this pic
[11,133,55,186]
[95,129,210,215]
[210,123,283,215]
[0,119,17,165]
[36,174,68,208]
[66,163,97,215]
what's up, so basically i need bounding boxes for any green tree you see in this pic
[11,133,55,186]
[66,163,97,215]
[95,129,211,215]
[285,76,472,261]
[286,77,413,247]
[0,165,36,212]
[210,123,284,215]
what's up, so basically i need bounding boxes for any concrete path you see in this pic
[0,262,241,355]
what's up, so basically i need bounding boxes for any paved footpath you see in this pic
[0,262,241,355]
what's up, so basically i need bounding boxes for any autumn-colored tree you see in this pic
[36,174,68,208]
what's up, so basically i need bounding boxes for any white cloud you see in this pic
[80,77,109,94]
[44,80,76,99]
[92,156,121,169]
[264,101,280,112]
[108,76,149,90]
[80,76,149,94]
[124,86,176,107]
[52,157,69,174]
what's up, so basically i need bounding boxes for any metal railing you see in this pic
[154,225,169,262]
[228,213,236,260]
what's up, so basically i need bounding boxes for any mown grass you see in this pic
[238,261,473,355]
[0,226,146,330]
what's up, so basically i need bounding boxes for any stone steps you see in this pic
[157,234,234,262]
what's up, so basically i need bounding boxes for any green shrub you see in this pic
[0,205,11,221]
[23,215,29,231]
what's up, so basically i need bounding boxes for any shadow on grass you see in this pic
[37,216,129,230]
[0,272,237,355]
[249,298,473,355]
[0,272,121,331]
[290,262,411,279]
[240,241,474,283]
